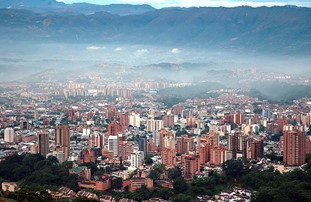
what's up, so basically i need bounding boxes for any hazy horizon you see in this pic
[58,0,311,8]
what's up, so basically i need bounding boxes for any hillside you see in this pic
[0,6,310,54]
[0,0,155,15]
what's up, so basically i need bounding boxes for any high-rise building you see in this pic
[131,151,144,169]
[107,120,122,136]
[283,130,306,166]
[120,113,129,130]
[163,135,175,150]
[88,133,105,149]
[161,148,176,168]
[233,112,245,125]
[138,135,147,157]
[153,131,160,148]
[183,154,199,180]
[38,132,49,157]
[250,139,264,160]
[147,138,156,153]
[159,129,172,151]
[161,132,176,168]
[198,143,210,164]
[210,146,227,166]
[162,115,175,128]
[208,131,220,148]
[118,141,134,161]
[228,132,241,159]
[55,125,70,160]
[107,105,117,120]
[146,119,163,132]
[186,115,196,128]
[108,136,118,157]
[128,113,140,128]
[173,104,184,116]
[176,135,194,155]
[4,128,14,143]
[79,149,96,164]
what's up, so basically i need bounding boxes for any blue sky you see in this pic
[58,0,311,8]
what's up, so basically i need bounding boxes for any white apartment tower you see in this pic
[4,128,14,142]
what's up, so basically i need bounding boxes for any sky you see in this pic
[58,0,311,8]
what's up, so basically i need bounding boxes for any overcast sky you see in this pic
[59,0,311,8]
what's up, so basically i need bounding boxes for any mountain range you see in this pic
[0,1,311,54]
[0,0,155,15]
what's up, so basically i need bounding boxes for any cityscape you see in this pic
[1,0,311,202]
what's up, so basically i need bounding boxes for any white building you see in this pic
[130,151,144,169]
[82,128,91,137]
[146,119,163,132]
[129,113,141,128]
[4,128,14,142]
[108,136,118,157]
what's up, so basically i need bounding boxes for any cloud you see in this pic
[115,47,123,51]
[86,45,106,50]
[171,48,180,54]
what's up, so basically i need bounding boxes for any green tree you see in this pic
[111,177,123,190]
[173,177,188,194]
[46,155,59,165]
[144,154,154,165]
[156,187,173,200]
[168,166,182,181]
[172,193,194,202]
[132,185,151,201]
[222,159,248,179]
[148,163,165,180]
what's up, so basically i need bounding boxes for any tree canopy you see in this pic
[0,153,79,192]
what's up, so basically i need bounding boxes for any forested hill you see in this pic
[0,6,311,54]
